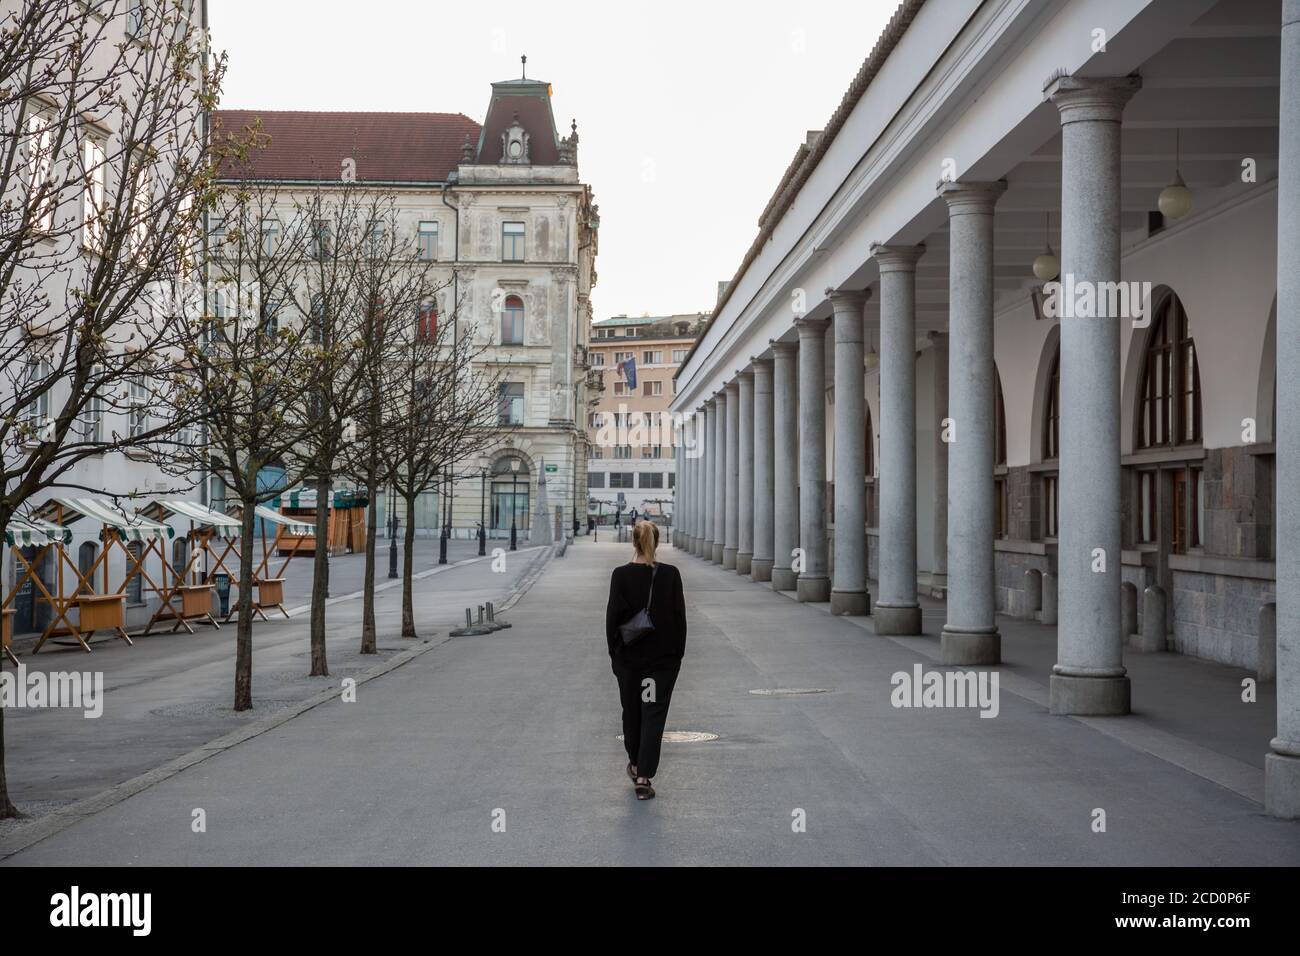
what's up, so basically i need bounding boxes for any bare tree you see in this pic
[0,0,222,819]
[334,197,449,655]
[384,295,503,638]
[194,143,322,713]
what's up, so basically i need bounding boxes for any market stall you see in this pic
[223,504,313,621]
[273,487,368,557]
[29,498,173,654]
[138,500,242,634]
[2,516,72,661]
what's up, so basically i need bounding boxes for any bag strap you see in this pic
[644,564,657,610]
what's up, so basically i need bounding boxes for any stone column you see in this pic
[796,316,831,603]
[937,180,1006,664]
[1045,74,1141,715]
[696,408,707,556]
[751,357,775,581]
[1267,0,1300,818]
[673,439,683,547]
[736,368,755,575]
[828,289,869,615]
[681,418,691,554]
[712,390,726,564]
[723,380,740,568]
[701,400,714,559]
[771,341,799,590]
[930,332,949,595]
[872,243,926,633]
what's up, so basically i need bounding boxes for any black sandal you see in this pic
[634,776,655,800]
[626,762,638,781]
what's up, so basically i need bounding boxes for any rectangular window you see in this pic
[672,349,688,363]
[261,218,279,256]
[1043,474,1059,538]
[1139,470,1156,544]
[78,382,103,444]
[613,351,634,365]
[994,478,1008,539]
[614,445,632,460]
[367,220,385,258]
[126,0,145,37]
[502,221,525,261]
[23,358,52,441]
[610,473,635,489]
[417,299,437,340]
[668,472,675,489]
[613,382,627,397]
[587,473,606,489]
[83,138,106,251]
[643,380,662,397]
[640,472,664,489]
[417,220,439,260]
[27,114,54,232]
[130,162,150,258]
[499,382,524,425]
[590,352,605,367]
[129,377,149,437]
[310,219,332,260]
[642,350,662,365]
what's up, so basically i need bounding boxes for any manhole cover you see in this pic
[749,688,832,696]
[616,731,718,743]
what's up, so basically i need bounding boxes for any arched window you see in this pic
[1043,347,1060,460]
[501,295,524,345]
[417,299,437,340]
[994,368,1008,537]
[126,541,144,603]
[172,538,188,586]
[1138,293,1201,448]
[77,541,98,594]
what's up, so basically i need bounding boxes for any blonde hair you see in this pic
[633,520,659,564]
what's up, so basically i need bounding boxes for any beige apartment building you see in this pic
[585,313,705,523]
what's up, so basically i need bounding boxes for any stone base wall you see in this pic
[1200,446,1273,561]
[1170,568,1274,670]
[1122,562,1155,638]
[994,545,1052,618]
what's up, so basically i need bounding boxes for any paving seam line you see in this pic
[0,542,563,861]
[681,553,1268,808]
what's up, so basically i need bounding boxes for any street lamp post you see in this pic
[478,456,488,556]
[438,472,448,566]
[509,457,520,551]
[387,482,398,579]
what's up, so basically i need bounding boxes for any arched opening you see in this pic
[126,541,144,604]
[501,294,525,345]
[172,537,189,586]
[77,541,98,595]
[1132,290,1204,556]
[490,455,531,535]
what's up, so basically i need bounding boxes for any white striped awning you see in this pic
[3,518,71,548]
[254,505,313,535]
[152,500,243,534]
[43,497,175,542]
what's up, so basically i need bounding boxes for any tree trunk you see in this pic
[401,492,417,638]
[234,502,257,712]
[361,470,379,654]
[309,474,330,676]
[0,505,20,818]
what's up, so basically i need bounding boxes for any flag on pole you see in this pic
[619,356,638,390]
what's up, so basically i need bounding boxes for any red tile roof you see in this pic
[213,110,480,183]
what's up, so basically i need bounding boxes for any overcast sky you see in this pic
[209,0,899,321]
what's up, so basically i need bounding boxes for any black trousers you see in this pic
[613,663,679,779]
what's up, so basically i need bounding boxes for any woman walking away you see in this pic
[606,520,687,800]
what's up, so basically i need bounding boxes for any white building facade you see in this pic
[214,70,599,543]
[670,0,1300,817]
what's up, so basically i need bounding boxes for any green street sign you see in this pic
[545,464,558,473]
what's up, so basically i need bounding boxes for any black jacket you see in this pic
[605,561,687,670]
